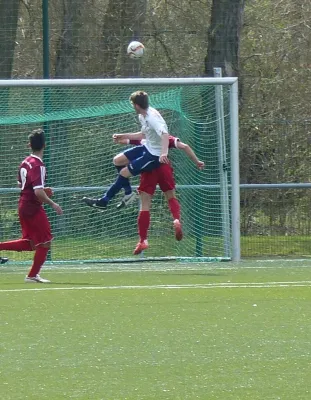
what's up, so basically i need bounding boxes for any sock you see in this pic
[102,174,131,202]
[27,246,49,277]
[123,181,132,196]
[138,211,150,242]
[168,198,181,221]
[115,165,132,195]
[0,239,32,252]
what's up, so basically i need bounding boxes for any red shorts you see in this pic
[138,163,175,195]
[19,206,53,247]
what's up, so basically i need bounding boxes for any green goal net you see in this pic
[0,78,239,263]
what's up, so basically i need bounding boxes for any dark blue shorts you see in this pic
[124,145,160,176]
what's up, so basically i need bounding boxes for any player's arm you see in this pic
[113,137,129,145]
[34,188,63,215]
[160,132,169,163]
[113,132,145,142]
[176,141,205,170]
[113,137,142,146]
[150,115,170,163]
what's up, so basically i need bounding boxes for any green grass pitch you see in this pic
[1,260,311,399]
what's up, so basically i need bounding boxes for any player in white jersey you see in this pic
[82,91,170,210]
[138,106,169,156]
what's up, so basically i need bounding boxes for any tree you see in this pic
[54,0,84,77]
[0,0,19,78]
[101,0,147,77]
[205,0,245,78]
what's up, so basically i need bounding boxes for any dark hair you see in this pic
[130,91,149,110]
[28,128,45,151]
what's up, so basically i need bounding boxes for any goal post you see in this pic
[0,77,240,263]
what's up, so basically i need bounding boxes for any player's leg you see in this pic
[133,192,152,255]
[123,152,160,178]
[82,146,144,209]
[113,153,133,196]
[117,149,160,208]
[82,171,132,210]
[165,190,183,241]
[25,242,51,283]
[113,152,131,167]
[165,190,181,220]
[0,239,33,252]
[157,164,183,241]
[0,239,31,265]
[133,171,157,255]
[114,164,137,209]
[0,210,34,253]
[106,146,146,202]
[24,208,53,283]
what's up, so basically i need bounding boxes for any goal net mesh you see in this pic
[0,82,232,262]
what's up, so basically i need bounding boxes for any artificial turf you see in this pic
[1,260,311,399]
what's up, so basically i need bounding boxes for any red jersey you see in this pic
[129,135,179,149]
[18,154,46,217]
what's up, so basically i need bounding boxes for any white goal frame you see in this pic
[0,77,240,261]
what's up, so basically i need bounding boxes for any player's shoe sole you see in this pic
[116,191,138,209]
[25,274,51,283]
[0,257,9,264]
[133,240,149,255]
[173,219,183,241]
[82,197,107,211]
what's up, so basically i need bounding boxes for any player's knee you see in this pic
[140,192,152,210]
[165,190,175,201]
[39,242,51,249]
[120,167,132,178]
[114,153,128,166]
[113,155,120,165]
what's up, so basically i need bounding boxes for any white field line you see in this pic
[1,281,311,293]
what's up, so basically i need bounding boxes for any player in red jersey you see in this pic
[113,135,204,255]
[0,129,63,283]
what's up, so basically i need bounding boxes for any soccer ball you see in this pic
[127,41,145,59]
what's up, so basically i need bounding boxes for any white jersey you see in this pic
[139,107,168,156]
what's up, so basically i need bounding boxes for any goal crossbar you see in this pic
[0,77,238,87]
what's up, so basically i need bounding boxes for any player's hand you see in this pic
[197,161,205,170]
[113,134,125,143]
[160,154,169,164]
[112,134,119,143]
[113,135,129,145]
[44,187,54,198]
[52,202,63,215]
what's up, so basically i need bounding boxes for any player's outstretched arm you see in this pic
[177,141,205,170]
[113,132,144,143]
[113,136,129,145]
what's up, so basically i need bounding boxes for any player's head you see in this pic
[130,91,149,111]
[29,128,46,152]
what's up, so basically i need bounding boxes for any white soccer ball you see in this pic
[127,41,145,59]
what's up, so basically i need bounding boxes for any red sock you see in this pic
[138,211,150,242]
[168,198,181,220]
[0,239,32,252]
[27,247,49,277]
